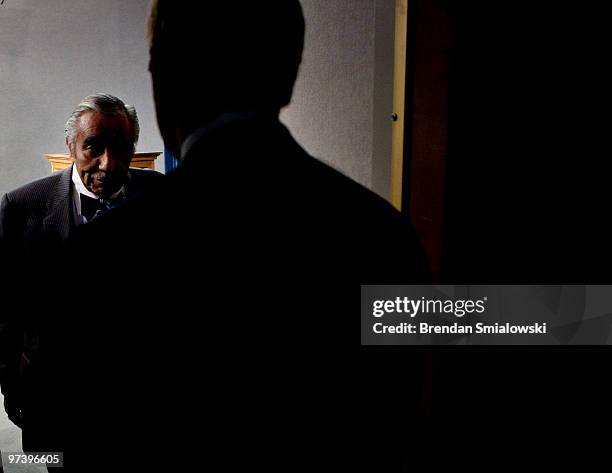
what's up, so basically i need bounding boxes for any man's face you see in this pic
[69,111,134,198]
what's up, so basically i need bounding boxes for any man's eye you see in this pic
[85,144,103,154]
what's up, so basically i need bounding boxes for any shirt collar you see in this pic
[71,163,98,199]
[180,110,268,160]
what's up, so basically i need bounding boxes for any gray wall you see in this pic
[0,0,395,200]
[282,0,394,200]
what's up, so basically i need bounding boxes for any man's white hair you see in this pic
[64,93,139,151]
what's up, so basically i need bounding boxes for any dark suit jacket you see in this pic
[0,165,163,450]
[78,116,429,281]
[0,166,164,252]
[54,116,430,468]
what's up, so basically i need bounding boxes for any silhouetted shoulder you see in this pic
[291,148,430,282]
[128,167,165,191]
[129,167,164,180]
[75,119,430,283]
[298,148,399,217]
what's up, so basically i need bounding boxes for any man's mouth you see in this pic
[92,174,109,184]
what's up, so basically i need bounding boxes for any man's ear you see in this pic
[65,137,72,157]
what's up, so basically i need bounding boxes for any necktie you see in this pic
[80,194,123,222]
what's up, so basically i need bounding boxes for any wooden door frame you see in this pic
[390,0,409,211]
[390,0,451,281]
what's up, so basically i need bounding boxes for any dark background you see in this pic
[404,1,611,283]
[365,2,612,470]
[443,2,611,284]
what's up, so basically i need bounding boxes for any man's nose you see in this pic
[98,149,118,172]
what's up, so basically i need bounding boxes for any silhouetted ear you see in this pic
[65,137,71,155]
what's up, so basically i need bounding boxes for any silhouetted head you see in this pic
[65,93,139,198]
[147,1,305,157]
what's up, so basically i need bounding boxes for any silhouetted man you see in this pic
[66,2,429,470]
[80,2,428,279]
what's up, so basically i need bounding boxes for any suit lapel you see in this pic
[42,166,74,242]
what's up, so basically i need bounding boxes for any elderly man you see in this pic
[0,93,162,252]
[0,93,162,453]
